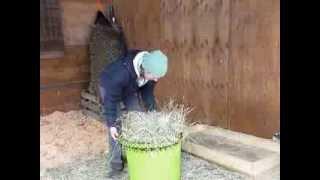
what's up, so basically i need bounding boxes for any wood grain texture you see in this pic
[114,0,161,49]
[112,0,280,138]
[40,46,90,113]
[40,46,90,85]
[60,0,97,46]
[228,0,280,138]
[156,0,231,128]
[40,83,88,115]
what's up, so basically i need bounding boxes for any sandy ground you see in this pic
[40,110,108,170]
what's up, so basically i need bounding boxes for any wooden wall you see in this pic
[114,0,279,138]
[40,0,280,138]
[40,46,90,114]
[114,0,161,49]
[228,0,280,137]
[40,0,99,115]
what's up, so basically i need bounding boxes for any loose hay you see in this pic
[40,110,108,170]
[119,100,192,149]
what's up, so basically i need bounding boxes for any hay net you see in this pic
[88,9,127,97]
[118,100,192,150]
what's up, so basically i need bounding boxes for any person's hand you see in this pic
[110,127,119,140]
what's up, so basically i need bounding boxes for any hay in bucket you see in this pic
[118,100,192,149]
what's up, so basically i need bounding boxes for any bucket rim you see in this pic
[118,138,182,151]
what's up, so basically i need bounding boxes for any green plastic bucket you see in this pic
[123,141,181,180]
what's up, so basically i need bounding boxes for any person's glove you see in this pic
[110,126,119,140]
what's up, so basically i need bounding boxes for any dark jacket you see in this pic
[99,49,157,127]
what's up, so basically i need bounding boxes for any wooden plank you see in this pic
[40,46,90,85]
[182,125,280,177]
[40,80,89,91]
[228,0,280,138]
[183,139,279,177]
[81,99,101,113]
[40,51,65,59]
[188,124,280,153]
[40,83,87,115]
[81,90,99,103]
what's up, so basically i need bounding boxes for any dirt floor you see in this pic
[40,110,252,180]
[40,110,108,170]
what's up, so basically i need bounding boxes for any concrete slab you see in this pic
[186,124,280,153]
[182,124,280,178]
[253,164,280,180]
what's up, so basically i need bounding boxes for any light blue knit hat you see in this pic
[142,50,168,77]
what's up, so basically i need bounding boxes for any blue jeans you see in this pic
[99,86,144,171]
